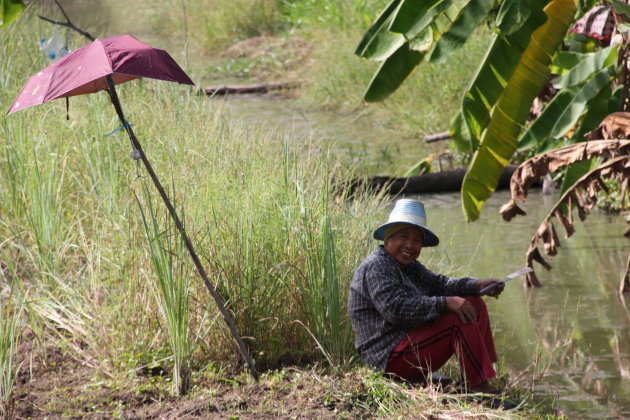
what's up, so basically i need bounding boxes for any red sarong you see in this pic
[385,296,497,388]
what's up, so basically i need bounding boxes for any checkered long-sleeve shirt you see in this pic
[348,246,479,370]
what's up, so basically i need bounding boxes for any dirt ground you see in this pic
[12,333,553,419]
[13,338,380,419]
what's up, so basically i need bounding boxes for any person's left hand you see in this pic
[477,278,504,297]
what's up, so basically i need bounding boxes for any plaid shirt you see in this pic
[348,246,479,370]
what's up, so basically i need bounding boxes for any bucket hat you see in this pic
[373,199,439,247]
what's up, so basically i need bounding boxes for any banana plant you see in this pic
[355,0,624,221]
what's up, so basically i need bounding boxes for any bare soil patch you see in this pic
[13,338,377,419]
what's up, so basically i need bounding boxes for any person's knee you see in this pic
[466,296,488,314]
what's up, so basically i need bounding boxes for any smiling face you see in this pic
[383,225,424,267]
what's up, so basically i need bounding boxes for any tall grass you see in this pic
[137,183,192,395]
[0,5,470,396]
[0,294,23,420]
[142,0,285,57]
[0,9,392,380]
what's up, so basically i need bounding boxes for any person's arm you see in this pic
[364,263,446,326]
[417,264,479,297]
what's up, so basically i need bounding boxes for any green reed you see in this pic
[0,294,23,420]
[137,183,192,395]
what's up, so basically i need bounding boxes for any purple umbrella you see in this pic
[7,33,258,380]
[7,34,194,114]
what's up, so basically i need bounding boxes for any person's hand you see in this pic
[476,278,505,297]
[446,296,477,323]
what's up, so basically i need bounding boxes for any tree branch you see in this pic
[38,0,95,42]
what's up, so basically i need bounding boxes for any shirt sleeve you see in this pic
[364,261,447,326]
[417,264,479,297]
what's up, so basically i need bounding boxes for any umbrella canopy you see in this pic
[7,34,194,114]
[569,5,615,42]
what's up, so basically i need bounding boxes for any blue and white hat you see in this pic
[373,199,439,247]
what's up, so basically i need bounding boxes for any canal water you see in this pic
[221,96,630,418]
[422,191,629,419]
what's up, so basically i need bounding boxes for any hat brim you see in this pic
[373,222,439,247]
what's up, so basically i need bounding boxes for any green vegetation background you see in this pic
[0,1,556,417]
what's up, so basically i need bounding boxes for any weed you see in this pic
[0,293,23,420]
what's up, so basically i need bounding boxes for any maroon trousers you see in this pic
[385,296,497,387]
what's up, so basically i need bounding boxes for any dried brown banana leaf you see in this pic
[505,140,630,202]
[523,156,629,286]
[585,112,630,140]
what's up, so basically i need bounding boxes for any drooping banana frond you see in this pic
[459,0,549,144]
[461,0,578,221]
[512,156,629,287]
[357,0,497,102]
[500,139,630,210]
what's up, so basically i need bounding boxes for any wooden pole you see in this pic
[106,76,258,380]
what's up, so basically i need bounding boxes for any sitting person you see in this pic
[348,198,504,393]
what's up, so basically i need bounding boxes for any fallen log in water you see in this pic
[349,165,519,195]
[205,81,301,95]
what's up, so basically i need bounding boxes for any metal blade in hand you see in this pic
[499,267,533,283]
[480,267,533,295]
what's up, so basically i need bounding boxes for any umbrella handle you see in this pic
[105,77,259,381]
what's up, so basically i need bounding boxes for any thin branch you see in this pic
[38,0,95,42]
[53,0,71,23]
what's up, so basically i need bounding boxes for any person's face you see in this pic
[384,225,424,267]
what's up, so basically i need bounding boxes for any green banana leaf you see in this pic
[459,0,548,144]
[363,43,424,102]
[0,0,24,28]
[559,85,620,198]
[357,0,451,100]
[496,0,534,35]
[519,62,616,151]
[552,45,617,89]
[517,86,580,151]
[388,0,449,40]
[551,50,588,74]
[611,0,630,18]
[427,0,495,63]
[359,0,494,103]
[404,155,434,177]
[461,0,577,221]
[355,0,404,61]
[549,65,617,138]
[572,84,622,141]
[450,112,475,153]
[409,25,434,52]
